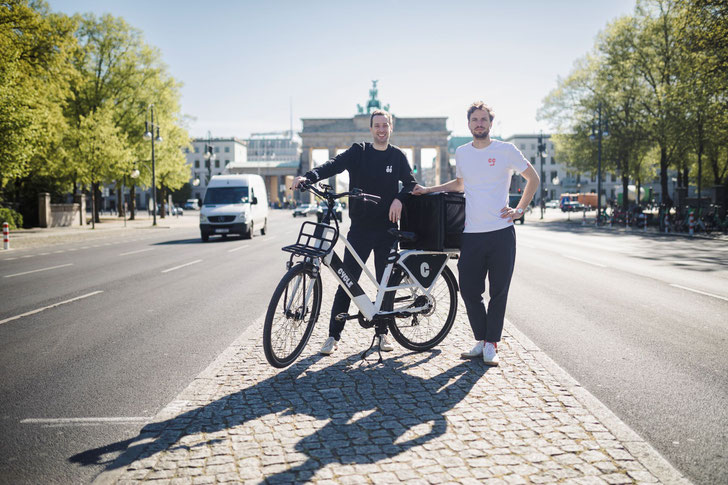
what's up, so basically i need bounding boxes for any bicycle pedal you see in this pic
[335,313,349,322]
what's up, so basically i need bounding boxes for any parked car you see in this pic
[172,205,184,216]
[316,201,343,222]
[562,201,586,212]
[545,200,560,209]
[184,199,200,210]
[293,203,316,217]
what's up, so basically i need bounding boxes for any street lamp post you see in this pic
[143,105,163,226]
[591,102,608,225]
[537,132,547,220]
[204,131,215,185]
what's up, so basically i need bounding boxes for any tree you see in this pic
[66,13,190,220]
[0,0,77,215]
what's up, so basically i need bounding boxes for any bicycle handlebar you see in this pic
[298,180,380,205]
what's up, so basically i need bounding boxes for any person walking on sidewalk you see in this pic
[292,109,417,356]
[413,101,539,365]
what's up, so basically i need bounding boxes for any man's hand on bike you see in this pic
[291,176,310,191]
[412,184,430,196]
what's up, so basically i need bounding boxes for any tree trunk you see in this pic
[117,185,124,218]
[622,174,629,217]
[659,146,672,207]
[129,185,136,220]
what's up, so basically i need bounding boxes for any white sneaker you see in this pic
[378,334,394,352]
[483,342,499,366]
[461,340,484,358]
[320,337,338,355]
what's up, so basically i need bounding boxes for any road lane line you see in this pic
[227,244,249,253]
[21,417,150,426]
[669,284,728,302]
[561,255,607,268]
[0,291,103,325]
[119,248,154,256]
[161,259,202,273]
[4,263,73,278]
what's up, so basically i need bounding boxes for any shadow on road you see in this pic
[71,351,488,483]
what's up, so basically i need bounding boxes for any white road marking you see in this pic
[0,290,103,325]
[161,259,202,273]
[4,263,73,278]
[670,284,728,302]
[227,244,249,253]
[119,248,154,256]
[21,417,149,426]
[3,257,17,261]
[562,255,607,268]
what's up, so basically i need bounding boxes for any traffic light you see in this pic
[413,164,418,174]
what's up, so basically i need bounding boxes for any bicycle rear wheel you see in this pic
[386,265,458,351]
[263,262,322,368]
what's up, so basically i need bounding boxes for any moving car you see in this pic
[292,203,315,217]
[545,200,560,209]
[184,199,200,210]
[316,201,343,222]
[199,174,269,241]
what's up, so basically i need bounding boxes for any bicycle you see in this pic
[263,182,459,368]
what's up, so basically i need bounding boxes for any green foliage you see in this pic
[0,207,23,229]
[539,0,728,206]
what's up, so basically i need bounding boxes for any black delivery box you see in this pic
[400,192,465,251]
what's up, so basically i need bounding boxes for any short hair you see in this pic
[467,101,495,122]
[370,109,393,127]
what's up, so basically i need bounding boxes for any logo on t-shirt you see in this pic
[386,165,392,173]
[488,158,496,167]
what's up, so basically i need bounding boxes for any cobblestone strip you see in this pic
[94,261,689,485]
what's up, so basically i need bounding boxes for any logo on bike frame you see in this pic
[337,267,355,289]
[420,262,430,277]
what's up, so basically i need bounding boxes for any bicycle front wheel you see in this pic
[386,265,458,351]
[263,262,322,368]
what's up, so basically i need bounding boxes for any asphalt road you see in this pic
[507,222,728,485]
[0,212,305,484]
[0,211,726,484]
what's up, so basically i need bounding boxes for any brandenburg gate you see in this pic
[299,82,452,195]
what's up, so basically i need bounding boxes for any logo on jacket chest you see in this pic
[386,165,393,173]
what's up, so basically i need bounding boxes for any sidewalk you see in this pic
[2,213,197,250]
[92,265,689,485]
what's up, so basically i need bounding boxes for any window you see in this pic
[224,147,230,153]
[531,144,535,150]
[215,147,220,153]
[550,171,558,183]
[214,160,220,168]
[530,156,535,164]
[185,147,190,154]
[591,173,596,182]
[225,160,230,166]
[551,156,555,165]
[194,146,199,153]
[611,173,616,182]
[194,160,199,168]
[520,144,526,150]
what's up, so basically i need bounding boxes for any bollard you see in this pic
[664,214,670,233]
[582,209,587,226]
[643,214,647,232]
[688,212,694,238]
[2,222,9,250]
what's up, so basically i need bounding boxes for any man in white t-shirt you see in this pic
[413,101,539,365]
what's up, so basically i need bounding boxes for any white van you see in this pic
[199,174,268,241]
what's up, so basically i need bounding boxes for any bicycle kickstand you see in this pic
[361,333,384,363]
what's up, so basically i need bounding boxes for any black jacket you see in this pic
[305,143,417,230]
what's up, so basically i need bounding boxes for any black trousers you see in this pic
[328,226,395,340]
[457,226,516,343]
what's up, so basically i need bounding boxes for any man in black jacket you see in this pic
[292,109,417,355]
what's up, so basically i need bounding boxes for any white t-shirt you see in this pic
[455,140,529,233]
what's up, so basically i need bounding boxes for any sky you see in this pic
[50,0,638,140]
